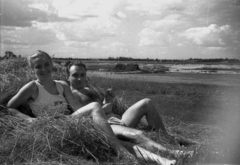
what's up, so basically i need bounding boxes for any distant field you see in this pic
[87,73,240,164]
[55,59,240,74]
[88,71,240,87]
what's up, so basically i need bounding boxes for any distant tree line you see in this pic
[1,51,239,64]
[0,51,20,60]
[53,56,240,63]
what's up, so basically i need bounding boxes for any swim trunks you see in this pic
[107,116,125,126]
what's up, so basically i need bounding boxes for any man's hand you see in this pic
[104,88,115,104]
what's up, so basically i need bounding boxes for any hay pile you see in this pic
[0,108,120,164]
[0,58,132,165]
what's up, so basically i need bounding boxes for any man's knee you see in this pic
[133,130,150,143]
[141,98,152,108]
[122,129,145,140]
[142,98,151,104]
[135,130,145,138]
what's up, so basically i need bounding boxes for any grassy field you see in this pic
[87,73,240,164]
[0,58,240,165]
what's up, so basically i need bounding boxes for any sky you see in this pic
[1,0,240,59]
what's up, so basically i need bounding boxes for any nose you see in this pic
[41,66,48,72]
[41,67,46,71]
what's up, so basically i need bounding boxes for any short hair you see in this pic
[66,61,87,76]
[27,50,52,68]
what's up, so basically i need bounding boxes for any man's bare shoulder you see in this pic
[56,80,69,87]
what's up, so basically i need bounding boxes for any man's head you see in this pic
[66,62,87,90]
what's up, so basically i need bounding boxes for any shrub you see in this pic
[141,64,169,73]
[113,63,140,72]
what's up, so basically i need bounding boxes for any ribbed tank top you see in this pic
[28,80,68,117]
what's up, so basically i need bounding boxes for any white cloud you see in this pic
[117,11,127,19]
[143,14,188,38]
[208,47,226,51]
[56,31,66,41]
[126,0,185,15]
[52,0,122,19]
[33,22,55,30]
[29,3,50,13]
[180,24,234,47]
[1,26,57,45]
[139,28,170,47]
[54,16,119,44]
[177,43,184,47]
[103,42,128,52]
[45,0,124,45]
[144,19,179,31]
[65,41,93,48]
[1,0,71,27]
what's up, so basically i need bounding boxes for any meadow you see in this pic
[0,58,240,165]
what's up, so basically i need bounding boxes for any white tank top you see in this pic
[28,80,68,117]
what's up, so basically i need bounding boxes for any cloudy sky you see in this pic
[1,0,240,59]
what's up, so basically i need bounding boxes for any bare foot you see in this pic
[133,146,176,165]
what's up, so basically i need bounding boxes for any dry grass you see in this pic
[0,109,134,165]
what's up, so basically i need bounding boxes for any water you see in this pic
[161,64,240,74]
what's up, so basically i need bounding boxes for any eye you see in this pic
[35,65,41,69]
[45,63,50,67]
[81,73,86,77]
[72,73,78,77]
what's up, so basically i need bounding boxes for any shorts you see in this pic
[107,117,125,126]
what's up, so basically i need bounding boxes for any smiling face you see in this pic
[68,65,87,90]
[30,53,53,80]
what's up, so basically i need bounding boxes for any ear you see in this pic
[30,67,35,74]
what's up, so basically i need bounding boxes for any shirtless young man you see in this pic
[66,62,194,160]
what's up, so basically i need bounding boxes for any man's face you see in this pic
[68,65,87,90]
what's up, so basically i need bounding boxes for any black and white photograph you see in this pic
[1,0,240,165]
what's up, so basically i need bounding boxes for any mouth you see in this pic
[76,82,84,86]
[40,71,50,76]
[75,81,85,87]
